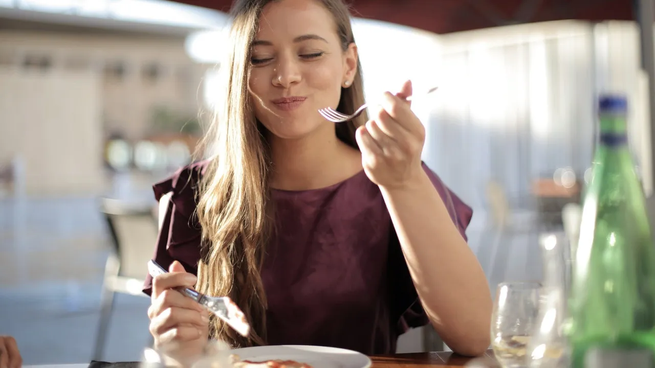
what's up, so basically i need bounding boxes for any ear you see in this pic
[342,42,358,88]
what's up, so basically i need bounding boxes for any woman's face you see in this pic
[248,0,357,141]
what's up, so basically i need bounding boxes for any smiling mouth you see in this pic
[272,97,307,111]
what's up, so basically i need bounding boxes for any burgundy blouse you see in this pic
[143,160,473,355]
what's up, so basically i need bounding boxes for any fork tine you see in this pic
[318,108,339,121]
[319,85,437,123]
[319,108,349,122]
[319,108,336,116]
[324,108,350,120]
[319,107,338,117]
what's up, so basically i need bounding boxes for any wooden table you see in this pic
[372,350,497,368]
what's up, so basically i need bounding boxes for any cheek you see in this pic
[305,63,342,105]
[306,62,340,88]
[248,70,266,95]
[248,71,269,114]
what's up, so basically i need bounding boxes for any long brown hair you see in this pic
[195,0,367,347]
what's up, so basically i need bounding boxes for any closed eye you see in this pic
[300,52,324,60]
[251,57,273,66]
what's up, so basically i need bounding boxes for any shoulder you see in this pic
[153,159,210,201]
[153,159,211,216]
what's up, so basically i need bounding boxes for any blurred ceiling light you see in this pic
[185,29,229,64]
[134,140,158,171]
[2,0,229,30]
[8,0,83,12]
[106,139,132,171]
[135,140,170,171]
[167,140,192,168]
[553,168,564,186]
[561,168,577,188]
[554,166,577,188]
[109,0,227,29]
[152,142,169,171]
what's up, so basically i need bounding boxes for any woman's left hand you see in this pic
[356,80,426,190]
[0,335,22,368]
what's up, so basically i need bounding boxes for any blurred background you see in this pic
[0,0,653,364]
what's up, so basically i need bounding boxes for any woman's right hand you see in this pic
[148,260,210,360]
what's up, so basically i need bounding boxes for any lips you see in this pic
[271,96,307,111]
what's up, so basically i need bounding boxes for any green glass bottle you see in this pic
[569,95,655,367]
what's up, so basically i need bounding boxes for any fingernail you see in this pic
[201,314,210,323]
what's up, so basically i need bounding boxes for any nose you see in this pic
[272,55,301,88]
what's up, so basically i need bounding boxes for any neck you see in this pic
[268,123,362,191]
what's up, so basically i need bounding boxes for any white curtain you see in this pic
[355,20,650,262]
[423,21,599,211]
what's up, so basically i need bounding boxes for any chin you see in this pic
[267,126,317,141]
[262,117,327,141]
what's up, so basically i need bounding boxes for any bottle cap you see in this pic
[599,95,627,114]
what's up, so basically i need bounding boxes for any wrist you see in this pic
[379,169,430,193]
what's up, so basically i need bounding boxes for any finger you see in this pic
[368,119,410,164]
[158,326,204,345]
[151,271,197,300]
[3,338,20,368]
[356,125,383,156]
[169,260,186,274]
[365,120,395,148]
[380,92,421,136]
[151,307,209,335]
[150,289,205,320]
[396,79,413,105]
[0,340,8,368]
[374,106,412,138]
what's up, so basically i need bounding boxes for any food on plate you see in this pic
[230,354,312,368]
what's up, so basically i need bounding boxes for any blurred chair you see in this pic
[0,156,25,198]
[93,197,158,360]
[0,161,14,198]
[481,181,541,283]
[532,171,581,229]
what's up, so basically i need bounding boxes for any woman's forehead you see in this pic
[255,0,337,41]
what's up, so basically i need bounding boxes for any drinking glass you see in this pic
[491,282,541,368]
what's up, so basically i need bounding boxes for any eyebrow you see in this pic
[251,34,328,47]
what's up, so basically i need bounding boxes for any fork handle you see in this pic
[147,259,202,302]
[404,86,438,102]
[179,287,201,302]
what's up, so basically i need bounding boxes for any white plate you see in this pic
[229,345,372,368]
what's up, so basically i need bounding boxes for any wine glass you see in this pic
[527,233,571,368]
[491,282,541,368]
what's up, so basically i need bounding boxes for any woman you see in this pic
[145,0,492,359]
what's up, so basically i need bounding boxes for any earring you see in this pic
[344,80,350,87]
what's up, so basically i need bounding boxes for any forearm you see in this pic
[380,172,492,355]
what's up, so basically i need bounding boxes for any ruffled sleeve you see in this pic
[142,160,210,296]
[389,162,473,332]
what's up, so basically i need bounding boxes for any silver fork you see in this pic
[318,86,438,123]
[147,260,251,337]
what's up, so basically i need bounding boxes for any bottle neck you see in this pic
[599,113,628,147]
